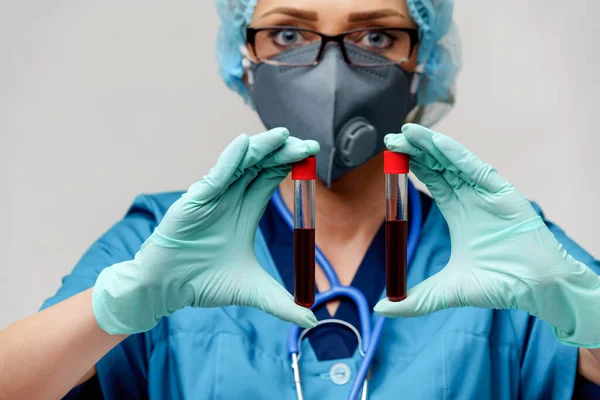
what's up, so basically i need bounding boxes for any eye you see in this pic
[270,29,307,47]
[359,31,394,49]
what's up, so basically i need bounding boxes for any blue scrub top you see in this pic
[41,189,600,399]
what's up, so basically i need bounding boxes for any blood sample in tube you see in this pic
[384,150,409,302]
[292,157,316,308]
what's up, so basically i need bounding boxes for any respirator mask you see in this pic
[247,40,419,186]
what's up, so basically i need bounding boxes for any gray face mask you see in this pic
[248,42,417,186]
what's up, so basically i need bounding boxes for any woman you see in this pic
[1,0,599,398]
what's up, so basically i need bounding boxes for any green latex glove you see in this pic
[374,123,600,348]
[93,128,319,335]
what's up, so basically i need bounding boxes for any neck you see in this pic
[279,153,386,245]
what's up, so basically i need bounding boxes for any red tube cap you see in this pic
[384,151,409,174]
[292,156,317,180]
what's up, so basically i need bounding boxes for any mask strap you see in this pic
[239,44,254,85]
[405,64,426,123]
[410,64,425,95]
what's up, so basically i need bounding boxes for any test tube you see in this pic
[384,150,409,302]
[292,156,316,308]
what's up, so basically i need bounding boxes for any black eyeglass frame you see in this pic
[245,26,419,67]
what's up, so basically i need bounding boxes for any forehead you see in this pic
[254,0,410,18]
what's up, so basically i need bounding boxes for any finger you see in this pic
[401,124,458,176]
[443,269,519,310]
[186,133,250,202]
[432,134,509,193]
[386,133,458,184]
[409,160,456,205]
[384,134,431,166]
[220,138,319,215]
[238,127,290,172]
[226,132,315,199]
[374,271,449,317]
[260,137,320,169]
[385,134,460,210]
[242,166,290,223]
[241,267,318,328]
[230,138,318,199]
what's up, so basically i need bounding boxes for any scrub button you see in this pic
[329,363,351,385]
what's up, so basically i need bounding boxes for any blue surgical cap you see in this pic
[215,0,461,126]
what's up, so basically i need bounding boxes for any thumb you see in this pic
[239,266,318,328]
[374,271,450,317]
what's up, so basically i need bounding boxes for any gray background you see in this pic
[1,1,599,329]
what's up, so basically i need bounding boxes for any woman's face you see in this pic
[247,0,421,186]
[250,0,419,71]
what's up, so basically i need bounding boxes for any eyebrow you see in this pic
[348,9,410,22]
[260,7,319,21]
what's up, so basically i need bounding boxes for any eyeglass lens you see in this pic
[251,27,414,67]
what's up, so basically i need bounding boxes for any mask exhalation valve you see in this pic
[335,117,378,168]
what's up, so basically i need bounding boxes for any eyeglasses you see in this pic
[245,26,419,68]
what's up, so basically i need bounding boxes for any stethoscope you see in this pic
[271,180,422,400]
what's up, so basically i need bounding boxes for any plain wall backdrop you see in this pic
[1,1,599,329]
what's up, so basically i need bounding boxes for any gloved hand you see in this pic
[92,128,320,335]
[374,123,600,348]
